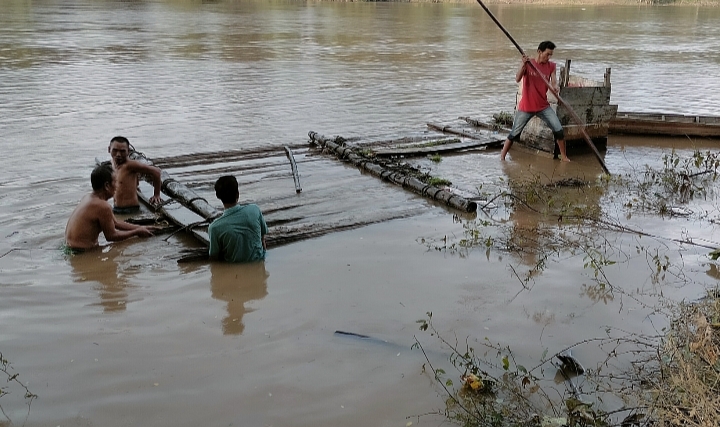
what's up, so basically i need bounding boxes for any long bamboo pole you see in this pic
[475,0,611,175]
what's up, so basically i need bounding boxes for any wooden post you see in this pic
[562,59,571,88]
[604,68,611,88]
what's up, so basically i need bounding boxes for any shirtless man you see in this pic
[65,164,157,251]
[108,136,163,214]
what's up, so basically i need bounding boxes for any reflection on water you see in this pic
[210,261,269,335]
[69,246,137,313]
[500,159,606,272]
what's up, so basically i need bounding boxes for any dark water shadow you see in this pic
[210,261,269,335]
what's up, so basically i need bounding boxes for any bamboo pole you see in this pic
[475,0,611,175]
[426,122,500,140]
[309,131,477,212]
[284,146,302,193]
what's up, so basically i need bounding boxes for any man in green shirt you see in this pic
[208,175,268,263]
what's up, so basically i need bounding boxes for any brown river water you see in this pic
[2,1,720,426]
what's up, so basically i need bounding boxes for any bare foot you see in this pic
[561,156,571,162]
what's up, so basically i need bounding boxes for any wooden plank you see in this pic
[554,86,611,105]
[426,122,507,140]
[459,116,508,131]
[374,138,503,157]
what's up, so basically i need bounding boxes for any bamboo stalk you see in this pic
[308,131,477,212]
[426,122,495,140]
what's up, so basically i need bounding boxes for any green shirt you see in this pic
[208,204,268,263]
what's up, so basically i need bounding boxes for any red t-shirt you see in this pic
[518,59,556,113]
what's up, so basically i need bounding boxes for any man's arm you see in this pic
[99,206,154,242]
[128,160,163,205]
[115,219,158,233]
[208,225,220,260]
[515,55,529,83]
[259,212,269,251]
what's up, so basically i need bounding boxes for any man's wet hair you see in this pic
[537,41,556,52]
[91,163,114,192]
[110,136,130,148]
[215,175,239,205]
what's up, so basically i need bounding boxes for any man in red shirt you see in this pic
[500,41,569,162]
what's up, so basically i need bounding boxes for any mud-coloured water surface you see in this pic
[1,2,720,426]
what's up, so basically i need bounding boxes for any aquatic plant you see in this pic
[413,150,720,427]
[493,111,514,129]
[427,177,452,187]
[414,292,720,427]
[0,352,37,426]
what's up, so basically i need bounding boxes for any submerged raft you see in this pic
[308,131,477,212]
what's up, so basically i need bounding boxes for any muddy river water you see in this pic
[2,1,720,426]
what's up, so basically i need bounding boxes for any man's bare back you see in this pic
[108,137,163,209]
[65,164,156,250]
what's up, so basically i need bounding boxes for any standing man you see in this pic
[65,164,157,251]
[208,175,268,263]
[500,41,570,162]
[108,136,163,214]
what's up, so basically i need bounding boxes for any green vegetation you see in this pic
[427,177,452,187]
[429,154,443,163]
[414,150,720,426]
[415,293,720,427]
[493,111,514,128]
[1,352,36,425]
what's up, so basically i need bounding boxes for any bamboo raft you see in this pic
[308,131,479,212]
[95,120,511,256]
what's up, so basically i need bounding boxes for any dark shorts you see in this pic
[113,205,141,215]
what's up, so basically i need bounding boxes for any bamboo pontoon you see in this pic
[308,131,477,213]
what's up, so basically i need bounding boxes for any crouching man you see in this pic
[65,164,157,251]
[208,175,268,263]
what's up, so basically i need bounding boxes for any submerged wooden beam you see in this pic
[308,131,477,213]
[459,116,501,131]
[373,137,503,157]
[427,122,491,140]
